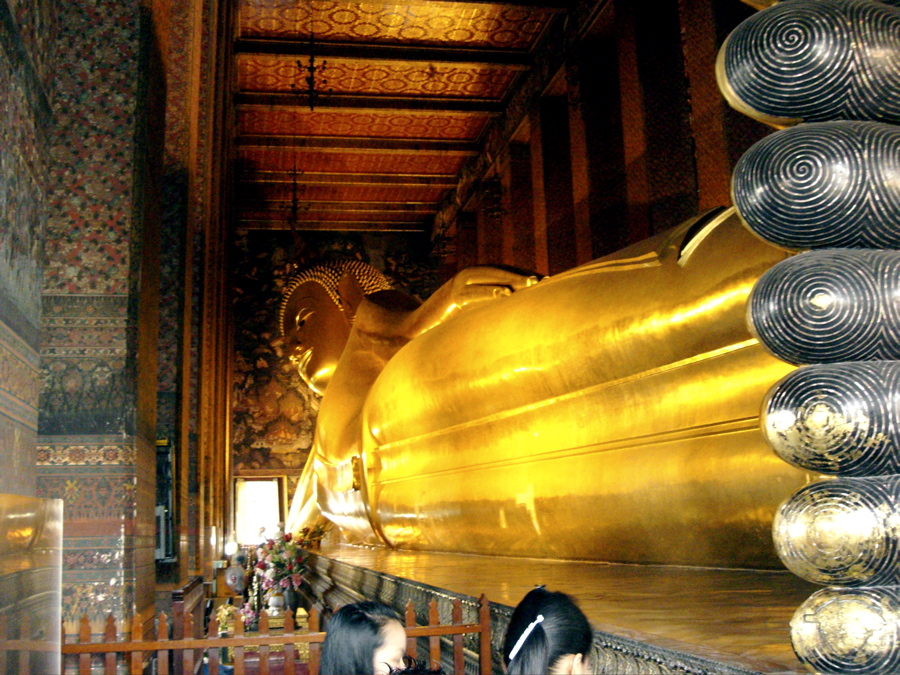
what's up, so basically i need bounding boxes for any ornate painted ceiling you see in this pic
[233,0,562,235]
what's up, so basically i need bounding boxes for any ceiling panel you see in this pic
[237,54,522,100]
[241,182,448,202]
[237,147,470,175]
[239,0,554,49]
[237,106,492,139]
[233,0,557,234]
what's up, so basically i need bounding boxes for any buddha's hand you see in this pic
[449,266,540,308]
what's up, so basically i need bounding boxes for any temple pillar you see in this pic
[37,0,164,634]
[507,140,538,273]
[455,210,478,273]
[540,95,578,275]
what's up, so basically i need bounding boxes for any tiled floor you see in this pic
[315,543,818,674]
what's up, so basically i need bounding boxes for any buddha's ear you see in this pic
[337,270,366,320]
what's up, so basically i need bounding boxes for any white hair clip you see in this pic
[508,614,544,661]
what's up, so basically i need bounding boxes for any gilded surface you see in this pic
[791,587,900,673]
[774,476,900,587]
[0,493,62,673]
[239,0,554,50]
[285,209,817,567]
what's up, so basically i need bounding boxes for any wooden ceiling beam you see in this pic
[237,219,428,233]
[238,171,457,187]
[234,38,533,67]
[235,144,476,158]
[236,135,479,153]
[235,92,504,114]
[237,200,437,213]
[328,0,569,9]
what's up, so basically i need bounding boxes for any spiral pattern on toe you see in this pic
[748,249,900,363]
[719,0,900,125]
[733,121,900,249]
[763,362,900,475]
[791,586,900,674]
[774,476,900,586]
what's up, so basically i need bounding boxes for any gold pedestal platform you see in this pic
[312,543,815,674]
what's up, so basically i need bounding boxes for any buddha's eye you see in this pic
[295,309,314,330]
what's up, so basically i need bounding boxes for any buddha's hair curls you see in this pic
[279,260,392,335]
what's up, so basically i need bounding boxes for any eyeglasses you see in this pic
[385,655,442,674]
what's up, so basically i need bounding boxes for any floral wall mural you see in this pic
[231,228,439,476]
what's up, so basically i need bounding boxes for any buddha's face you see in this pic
[282,282,351,395]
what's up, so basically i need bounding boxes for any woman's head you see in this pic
[503,587,593,675]
[320,601,407,675]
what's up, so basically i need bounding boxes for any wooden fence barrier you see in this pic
[172,576,206,675]
[61,594,493,675]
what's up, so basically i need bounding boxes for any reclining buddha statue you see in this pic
[283,207,817,568]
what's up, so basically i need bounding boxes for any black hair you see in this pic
[320,601,403,675]
[502,587,593,675]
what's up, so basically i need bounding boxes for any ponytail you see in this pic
[503,588,592,674]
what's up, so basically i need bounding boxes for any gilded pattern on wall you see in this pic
[0,317,40,496]
[0,320,40,496]
[37,436,137,625]
[0,319,40,425]
[44,2,138,295]
[39,295,130,435]
[62,581,132,629]
[37,442,136,465]
[38,471,136,521]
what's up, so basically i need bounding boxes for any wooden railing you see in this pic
[62,594,492,675]
[172,575,206,674]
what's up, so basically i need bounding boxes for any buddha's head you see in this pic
[280,260,391,395]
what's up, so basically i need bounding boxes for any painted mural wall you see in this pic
[0,0,53,497]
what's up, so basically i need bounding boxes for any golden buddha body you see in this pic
[284,208,817,568]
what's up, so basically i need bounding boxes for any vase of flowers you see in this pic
[216,602,258,633]
[255,525,309,615]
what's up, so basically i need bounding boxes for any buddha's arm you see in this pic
[393,266,539,339]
